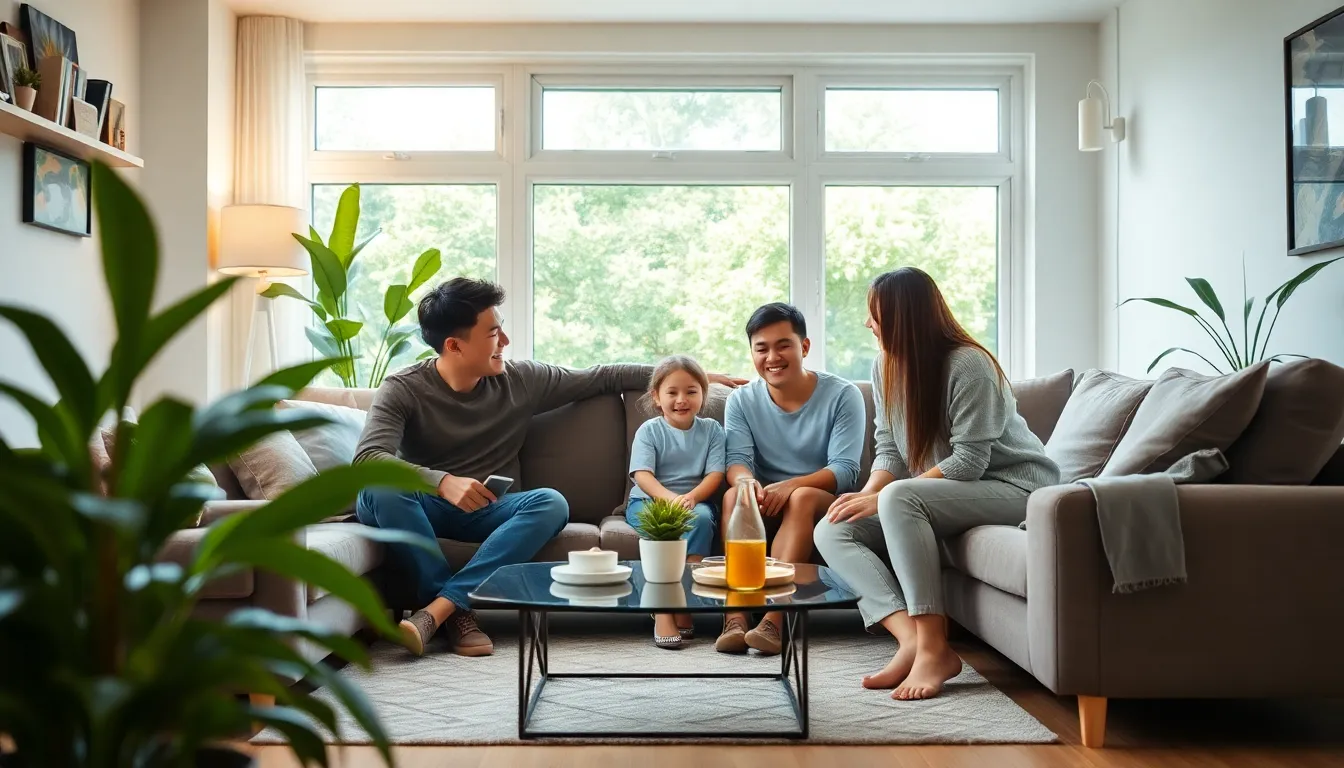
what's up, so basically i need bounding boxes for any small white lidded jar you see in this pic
[568,546,618,573]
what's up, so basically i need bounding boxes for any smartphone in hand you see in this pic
[484,474,514,498]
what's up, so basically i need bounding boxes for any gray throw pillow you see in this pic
[1101,363,1268,476]
[276,399,368,471]
[1222,358,1344,484]
[1044,370,1153,482]
[228,429,319,500]
[1010,368,1074,444]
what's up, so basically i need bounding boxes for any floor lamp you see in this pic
[217,204,309,384]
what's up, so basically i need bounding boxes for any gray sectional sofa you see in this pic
[153,361,1344,748]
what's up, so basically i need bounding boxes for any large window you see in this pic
[310,184,498,379]
[824,186,999,381]
[533,185,790,370]
[306,66,1020,379]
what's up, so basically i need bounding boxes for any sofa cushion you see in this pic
[306,522,384,603]
[277,399,367,472]
[228,429,319,500]
[1222,358,1344,485]
[941,525,1028,599]
[436,522,601,569]
[520,395,628,525]
[1045,370,1153,482]
[297,386,376,411]
[1010,369,1075,444]
[600,515,642,560]
[157,527,254,599]
[1102,363,1268,476]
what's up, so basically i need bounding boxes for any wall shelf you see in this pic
[0,99,142,168]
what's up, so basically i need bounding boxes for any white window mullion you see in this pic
[505,64,534,360]
[792,68,826,370]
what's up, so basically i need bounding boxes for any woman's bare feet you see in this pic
[892,646,963,700]
[862,643,916,690]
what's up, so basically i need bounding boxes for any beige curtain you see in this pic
[229,16,307,387]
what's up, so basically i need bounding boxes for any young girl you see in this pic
[814,267,1059,700]
[626,355,727,650]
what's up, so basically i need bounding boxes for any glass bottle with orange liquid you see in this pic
[725,477,768,590]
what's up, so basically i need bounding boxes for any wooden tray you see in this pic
[690,562,795,588]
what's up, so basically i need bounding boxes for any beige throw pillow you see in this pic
[228,429,319,500]
[1044,370,1153,482]
[1221,358,1344,484]
[276,399,368,471]
[1101,363,1268,476]
[1009,368,1074,444]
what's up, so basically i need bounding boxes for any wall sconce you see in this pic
[1079,80,1126,151]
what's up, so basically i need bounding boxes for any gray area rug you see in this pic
[254,611,1056,745]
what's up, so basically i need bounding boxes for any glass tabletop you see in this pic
[469,561,859,613]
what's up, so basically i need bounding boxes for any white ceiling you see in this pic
[229,0,1118,25]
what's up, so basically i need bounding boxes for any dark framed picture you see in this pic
[22,143,91,237]
[1285,5,1344,255]
[19,3,77,69]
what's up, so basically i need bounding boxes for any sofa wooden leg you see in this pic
[1078,695,1107,748]
[249,693,275,708]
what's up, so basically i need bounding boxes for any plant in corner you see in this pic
[1121,255,1343,373]
[262,183,441,389]
[634,498,696,583]
[0,163,435,767]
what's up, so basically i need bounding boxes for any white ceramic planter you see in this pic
[639,538,688,583]
[639,580,687,608]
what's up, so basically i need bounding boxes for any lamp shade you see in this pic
[1078,96,1105,152]
[218,204,309,277]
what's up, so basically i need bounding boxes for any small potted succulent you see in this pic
[12,66,39,112]
[634,498,696,583]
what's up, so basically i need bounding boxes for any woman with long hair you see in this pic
[814,267,1059,700]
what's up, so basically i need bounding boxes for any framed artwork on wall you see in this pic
[22,143,92,237]
[19,3,77,69]
[1286,4,1344,255]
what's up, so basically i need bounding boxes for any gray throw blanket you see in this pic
[1080,448,1228,593]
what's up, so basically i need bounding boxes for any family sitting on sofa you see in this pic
[352,266,1060,701]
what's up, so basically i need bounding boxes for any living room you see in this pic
[1,0,1342,765]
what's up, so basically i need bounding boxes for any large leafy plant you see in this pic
[1122,255,1343,373]
[0,163,433,767]
[263,183,441,388]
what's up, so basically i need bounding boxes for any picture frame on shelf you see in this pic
[22,142,92,237]
[0,34,26,99]
[19,4,78,69]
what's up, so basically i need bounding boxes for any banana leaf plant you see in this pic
[0,163,434,767]
[262,184,441,389]
[1122,255,1343,373]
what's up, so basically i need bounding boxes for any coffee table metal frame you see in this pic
[513,606,812,740]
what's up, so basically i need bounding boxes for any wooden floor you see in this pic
[246,634,1344,768]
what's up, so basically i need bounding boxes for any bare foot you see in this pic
[862,643,916,690]
[892,647,963,700]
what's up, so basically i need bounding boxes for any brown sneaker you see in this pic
[398,610,437,657]
[746,618,782,656]
[448,610,494,657]
[715,615,749,654]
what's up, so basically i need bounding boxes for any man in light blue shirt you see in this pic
[717,303,866,656]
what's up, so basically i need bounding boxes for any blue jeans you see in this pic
[356,487,568,610]
[625,498,716,556]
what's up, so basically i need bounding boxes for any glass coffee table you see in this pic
[469,560,858,740]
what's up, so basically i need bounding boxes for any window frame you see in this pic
[304,59,1028,378]
[529,72,795,163]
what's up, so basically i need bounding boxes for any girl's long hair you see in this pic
[869,267,1006,473]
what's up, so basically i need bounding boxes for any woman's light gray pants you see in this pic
[813,478,1029,627]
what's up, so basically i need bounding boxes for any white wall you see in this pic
[207,0,236,402]
[136,0,234,407]
[0,0,139,446]
[1103,0,1344,376]
[307,22,1101,377]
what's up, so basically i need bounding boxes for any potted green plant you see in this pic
[262,184,441,388]
[1122,255,1343,373]
[12,66,39,112]
[0,163,434,767]
[633,498,696,583]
